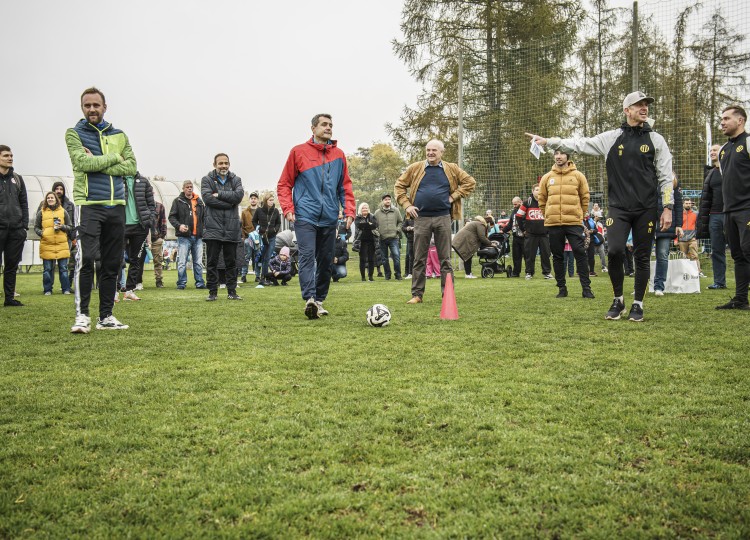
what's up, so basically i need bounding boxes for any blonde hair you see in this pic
[261,191,276,206]
[358,202,370,215]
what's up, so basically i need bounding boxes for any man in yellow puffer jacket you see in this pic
[538,149,593,299]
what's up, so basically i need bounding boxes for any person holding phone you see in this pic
[34,192,73,295]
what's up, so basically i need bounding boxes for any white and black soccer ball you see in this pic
[366,304,392,327]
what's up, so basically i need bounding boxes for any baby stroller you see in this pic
[477,231,511,278]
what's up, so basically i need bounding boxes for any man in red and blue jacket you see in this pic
[277,113,355,319]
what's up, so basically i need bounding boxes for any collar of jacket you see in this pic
[307,138,338,151]
[552,161,578,174]
[78,119,112,133]
[620,121,652,133]
[209,170,236,182]
[0,166,14,180]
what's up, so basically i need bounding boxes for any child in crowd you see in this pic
[268,246,292,286]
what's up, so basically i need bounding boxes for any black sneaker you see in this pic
[4,299,24,307]
[605,299,627,320]
[206,293,218,302]
[582,288,595,299]
[556,287,568,298]
[628,304,644,322]
[707,283,726,290]
[715,297,750,310]
[304,297,319,319]
[227,292,243,300]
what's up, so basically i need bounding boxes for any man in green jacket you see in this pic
[374,194,404,280]
[67,87,137,333]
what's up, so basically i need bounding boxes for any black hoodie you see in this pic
[0,167,28,229]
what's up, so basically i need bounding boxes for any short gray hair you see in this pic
[426,139,445,151]
[182,180,193,188]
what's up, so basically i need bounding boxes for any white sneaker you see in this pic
[96,315,129,330]
[304,297,320,319]
[525,274,532,280]
[602,267,609,273]
[316,301,329,316]
[219,284,227,289]
[544,274,554,280]
[465,274,477,279]
[135,283,144,291]
[71,314,91,334]
[654,290,664,297]
[124,290,141,301]
[114,291,120,303]
[44,291,52,296]
[699,272,706,278]
[404,274,412,279]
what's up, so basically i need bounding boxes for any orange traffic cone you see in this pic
[440,273,459,320]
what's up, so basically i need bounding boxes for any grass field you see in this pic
[1,258,749,538]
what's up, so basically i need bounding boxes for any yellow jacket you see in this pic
[538,161,590,226]
[394,161,476,221]
[36,206,71,260]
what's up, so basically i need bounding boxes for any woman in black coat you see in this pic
[354,202,378,281]
[252,191,282,285]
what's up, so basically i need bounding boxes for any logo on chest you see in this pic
[640,145,650,153]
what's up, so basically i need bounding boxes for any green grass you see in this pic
[1,259,749,538]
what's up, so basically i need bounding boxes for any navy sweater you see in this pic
[413,165,451,217]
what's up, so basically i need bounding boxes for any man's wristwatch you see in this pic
[664,204,674,210]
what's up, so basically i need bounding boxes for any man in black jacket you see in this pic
[201,153,244,301]
[169,180,206,290]
[716,105,750,310]
[122,172,156,301]
[526,91,674,322]
[697,144,726,290]
[331,236,349,282]
[0,145,28,307]
[516,186,552,280]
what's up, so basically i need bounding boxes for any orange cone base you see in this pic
[440,273,459,320]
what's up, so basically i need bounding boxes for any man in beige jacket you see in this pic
[538,149,593,299]
[395,139,476,303]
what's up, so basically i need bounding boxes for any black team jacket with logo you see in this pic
[719,131,750,213]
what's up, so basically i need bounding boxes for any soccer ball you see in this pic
[366,304,392,327]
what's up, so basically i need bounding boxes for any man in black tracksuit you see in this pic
[716,105,750,310]
[502,196,525,277]
[527,91,674,322]
[0,145,28,307]
[122,172,156,300]
[515,185,551,279]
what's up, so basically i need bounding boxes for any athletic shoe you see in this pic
[13,291,20,297]
[44,291,52,296]
[395,276,403,281]
[196,284,207,289]
[255,284,264,289]
[544,274,554,280]
[715,297,750,310]
[654,290,664,297]
[465,274,477,279]
[305,297,320,319]
[404,274,412,279]
[707,284,726,290]
[156,281,164,288]
[589,272,598,277]
[316,301,329,316]
[556,287,568,298]
[406,296,423,304]
[4,298,23,307]
[63,290,72,295]
[699,272,707,278]
[114,292,120,303]
[227,292,243,300]
[605,299,627,320]
[124,290,141,301]
[135,283,144,291]
[71,314,91,334]
[176,286,186,290]
[96,315,129,330]
[582,288,595,299]
[525,274,532,280]
[219,284,227,289]
[602,267,609,273]
[628,304,644,322]
[206,293,218,301]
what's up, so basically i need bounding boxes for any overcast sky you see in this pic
[2,0,420,192]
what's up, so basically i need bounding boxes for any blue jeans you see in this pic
[177,236,205,288]
[380,237,402,278]
[710,213,726,287]
[653,236,671,292]
[241,240,257,277]
[43,258,70,293]
[260,237,277,280]
[296,221,336,301]
[331,264,347,281]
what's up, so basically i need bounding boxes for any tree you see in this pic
[347,143,407,210]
